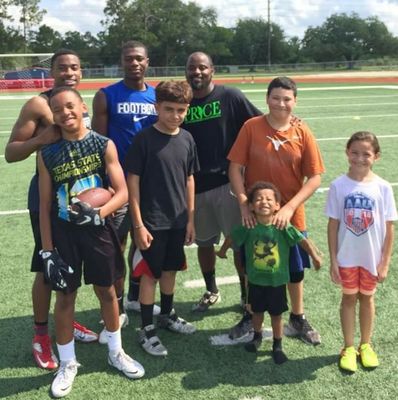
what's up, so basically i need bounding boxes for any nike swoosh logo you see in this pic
[133,116,148,122]
[78,216,92,225]
[46,259,54,276]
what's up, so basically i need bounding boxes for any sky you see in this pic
[8,0,398,39]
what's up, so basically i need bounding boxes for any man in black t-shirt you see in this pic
[182,52,262,314]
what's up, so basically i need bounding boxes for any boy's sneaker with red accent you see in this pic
[73,321,98,343]
[32,334,59,370]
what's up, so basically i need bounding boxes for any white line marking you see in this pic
[210,330,272,346]
[317,134,398,141]
[0,85,397,100]
[184,275,238,288]
[0,209,29,215]
[242,85,398,93]
[0,94,95,100]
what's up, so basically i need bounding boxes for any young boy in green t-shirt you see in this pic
[231,181,322,364]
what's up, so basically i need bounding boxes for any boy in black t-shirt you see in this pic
[126,81,199,357]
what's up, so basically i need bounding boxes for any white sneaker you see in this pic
[138,324,168,356]
[108,349,145,379]
[99,314,129,345]
[158,310,196,334]
[51,359,80,398]
[124,299,161,315]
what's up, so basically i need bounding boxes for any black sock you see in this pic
[239,275,246,300]
[244,330,262,352]
[203,270,218,293]
[160,292,174,316]
[272,338,288,364]
[117,293,125,314]
[141,303,154,328]
[290,312,304,321]
[273,337,282,351]
[128,277,140,301]
[34,321,48,336]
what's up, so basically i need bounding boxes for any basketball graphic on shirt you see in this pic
[344,192,375,236]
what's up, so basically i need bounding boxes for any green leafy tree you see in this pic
[13,0,46,46]
[61,31,102,66]
[0,22,25,54]
[99,0,218,66]
[0,0,13,20]
[231,18,289,66]
[30,25,62,52]
[301,13,398,64]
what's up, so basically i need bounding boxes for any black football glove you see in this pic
[68,198,105,226]
[40,249,74,291]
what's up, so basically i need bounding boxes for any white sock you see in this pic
[57,339,76,363]
[107,329,122,354]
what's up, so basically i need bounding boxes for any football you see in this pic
[75,187,112,208]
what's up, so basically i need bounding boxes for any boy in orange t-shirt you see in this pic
[227,76,324,345]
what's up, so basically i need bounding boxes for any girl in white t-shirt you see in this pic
[325,131,397,373]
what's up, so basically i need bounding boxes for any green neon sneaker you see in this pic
[339,346,358,372]
[359,343,379,368]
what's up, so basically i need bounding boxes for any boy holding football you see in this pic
[38,87,144,398]
[126,81,199,356]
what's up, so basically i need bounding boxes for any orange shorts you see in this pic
[339,267,378,295]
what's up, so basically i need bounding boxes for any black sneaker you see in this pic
[228,312,253,340]
[284,314,321,345]
[272,348,288,364]
[244,335,262,352]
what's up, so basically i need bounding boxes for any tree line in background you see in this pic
[1,0,398,68]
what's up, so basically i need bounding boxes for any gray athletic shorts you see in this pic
[195,183,241,247]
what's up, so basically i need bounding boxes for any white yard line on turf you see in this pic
[0,85,397,101]
[184,275,239,288]
[242,85,398,93]
[3,182,397,216]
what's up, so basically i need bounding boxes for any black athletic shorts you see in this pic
[52,217,125,293]
[140,228,187,279]
[248,282,288,316]
[30,211,43,273]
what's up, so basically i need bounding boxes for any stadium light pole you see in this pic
[267,0,271,68]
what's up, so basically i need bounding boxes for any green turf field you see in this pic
[1,82,398,400]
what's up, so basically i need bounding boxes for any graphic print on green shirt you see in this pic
[232,223,303,287]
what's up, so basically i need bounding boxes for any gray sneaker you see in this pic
[228,312,253,340]
[158,310,196,334]
[108,349,145,379]
[138,324,168,356]
[191,291,221,312]
[284,314,321,345]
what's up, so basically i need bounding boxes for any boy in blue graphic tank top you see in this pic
[38,87,145,397]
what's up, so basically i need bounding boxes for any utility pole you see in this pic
[267,0,271,68]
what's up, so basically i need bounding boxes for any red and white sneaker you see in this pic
[32,334,59,370]
[73,321,98,343]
